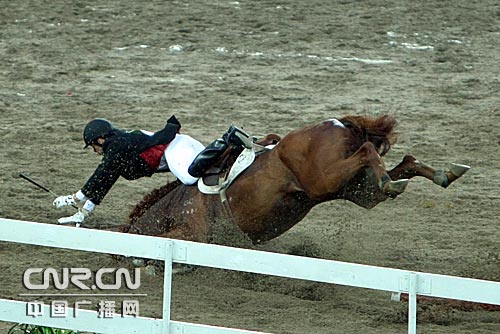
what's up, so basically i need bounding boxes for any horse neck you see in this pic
[274,122,349,200]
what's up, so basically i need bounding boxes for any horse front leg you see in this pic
[388,155,470,188]
[354,142,410,198]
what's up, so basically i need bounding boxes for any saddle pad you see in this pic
[197,147,256,194]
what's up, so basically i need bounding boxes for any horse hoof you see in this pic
[448,163,470,178]
[434,163,470,188]
[384,179,409,197]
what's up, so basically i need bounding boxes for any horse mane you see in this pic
[127,179,182,227]
[339,114,398,156]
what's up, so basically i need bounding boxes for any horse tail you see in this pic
[339,114,398,156]
[126,180,182,229]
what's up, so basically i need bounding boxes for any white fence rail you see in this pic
[0,218,499,334]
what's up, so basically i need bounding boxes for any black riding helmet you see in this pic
[83,118,116,148]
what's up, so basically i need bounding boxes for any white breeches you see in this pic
[164,134,205,185]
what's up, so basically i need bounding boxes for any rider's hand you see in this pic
[53,195,76,209]
[57,209,89,227]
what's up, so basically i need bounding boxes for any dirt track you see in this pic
[1,0,500,333]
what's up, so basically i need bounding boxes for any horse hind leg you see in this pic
[388,155,470,188]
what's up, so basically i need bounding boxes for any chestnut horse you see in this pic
[125,115,469,244]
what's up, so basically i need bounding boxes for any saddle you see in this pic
[197,133,281,200]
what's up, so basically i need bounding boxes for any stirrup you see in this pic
[228,125,253,149]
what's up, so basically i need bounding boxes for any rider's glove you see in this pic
[53,195,76,209]
[57,209,89,227]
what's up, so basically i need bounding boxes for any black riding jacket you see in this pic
[81,118,180,205]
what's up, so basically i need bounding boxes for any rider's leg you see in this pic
[187,138,229,178]
[164,134,205,184]
[188,125,250,178]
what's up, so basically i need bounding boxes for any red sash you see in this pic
[139,144,168,170]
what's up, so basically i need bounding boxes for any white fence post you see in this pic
[162,241,174,334]
[408,272,418,334]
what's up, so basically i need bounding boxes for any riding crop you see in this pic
[18,173,78,209]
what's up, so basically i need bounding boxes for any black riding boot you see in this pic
[188,139,229,178]
[188,125,249,178]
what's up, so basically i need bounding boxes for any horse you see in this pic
[124,115,469,244]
